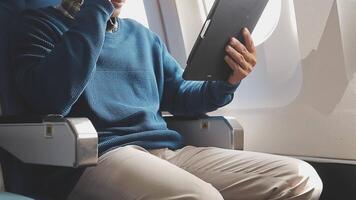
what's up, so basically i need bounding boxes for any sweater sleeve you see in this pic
[12,0,114,115]
[159,38,240,116]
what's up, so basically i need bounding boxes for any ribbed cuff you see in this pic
[214,81,240,94]
[83,0,114,18]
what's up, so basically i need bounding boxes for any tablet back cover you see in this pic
[183,0,269,81]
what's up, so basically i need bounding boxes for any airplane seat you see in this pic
[0,1,97,199]
[0,1,58,199]
[0,0,244,199]
[0,0,62,116]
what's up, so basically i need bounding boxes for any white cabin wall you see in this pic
[120,0,149,27]
[174,0,205,56]
[145,0,356,162]
[211,0,356,162]
[143,1,167,44]
[293,0,334,60]
[156,0,187,66]
[337,0,356,80]
[230,0,302,110]
[146,1,184,66]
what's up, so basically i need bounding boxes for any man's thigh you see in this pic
[152,146,323,200]
[68,145,223,200]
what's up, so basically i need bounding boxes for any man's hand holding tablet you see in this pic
[225,28,257,85]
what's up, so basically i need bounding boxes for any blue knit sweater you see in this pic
[13,0,239,154]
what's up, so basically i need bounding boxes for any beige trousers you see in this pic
[68,145,322,200]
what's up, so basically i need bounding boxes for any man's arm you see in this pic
[12,0,114,115]
[160,29,257,116]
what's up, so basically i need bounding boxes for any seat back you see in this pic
[0,0,61,195]
[0,0,61,116]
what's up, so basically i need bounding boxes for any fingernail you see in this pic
[230,38,237,46]
[225,45,231,51]
[244,28,250,34]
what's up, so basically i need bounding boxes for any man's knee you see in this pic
[296,159,323,199]
[275,158,323,200]
[151,181,223,200]
[187,182,223,200]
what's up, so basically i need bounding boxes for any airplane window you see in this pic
[202,0,282,46]
[201,0,214,13]
[120,0,149,28]
[200,0,298,110]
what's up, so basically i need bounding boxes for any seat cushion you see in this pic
[0,192,33,200]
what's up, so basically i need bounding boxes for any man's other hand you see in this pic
[224,28,257,85]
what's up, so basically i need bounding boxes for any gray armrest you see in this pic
[0,116,98,168]
[164,116,244,150]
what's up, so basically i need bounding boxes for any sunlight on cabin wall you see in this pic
[229,0,302,110]
[251,0,282,46]
[211,0,356,161]
[120,0,149,28]
[140,0,356,161]
[199,0,283,51]
[200,0,298,109]
[175,0,206,56]
[337,0,356,80]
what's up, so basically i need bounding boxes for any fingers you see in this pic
[223,29,257,85]
[224,56,248,77]
[242,28,256,55]
[229,37,256,66]
[225,45,253,72]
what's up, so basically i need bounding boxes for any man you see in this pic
[12,0,322,199]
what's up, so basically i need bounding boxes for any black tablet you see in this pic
[183,0,269,81]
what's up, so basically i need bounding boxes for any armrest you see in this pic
[0,115,98,168]
[164,116,244,150]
